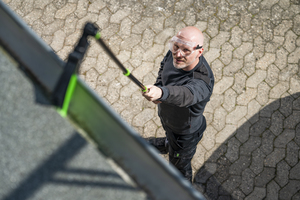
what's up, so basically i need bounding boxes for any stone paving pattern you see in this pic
[4,0,300,199]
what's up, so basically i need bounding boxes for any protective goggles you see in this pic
[169,36,202,57]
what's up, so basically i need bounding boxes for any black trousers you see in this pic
[159,120,206,182]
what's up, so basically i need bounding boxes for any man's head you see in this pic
[169,26,204,71]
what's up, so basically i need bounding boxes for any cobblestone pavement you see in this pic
[4,0,300,199]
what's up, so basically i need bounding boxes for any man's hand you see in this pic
[142,85,162,103]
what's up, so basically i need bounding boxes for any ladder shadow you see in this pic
[2,132,137,200]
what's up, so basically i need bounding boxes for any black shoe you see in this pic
[145,137,169,154]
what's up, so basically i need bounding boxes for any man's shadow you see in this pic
[194,92,300,200]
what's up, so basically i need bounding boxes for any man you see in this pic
[142,26,214,182]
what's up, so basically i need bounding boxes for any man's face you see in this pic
[172,47,198,70]
[169,36,201,70]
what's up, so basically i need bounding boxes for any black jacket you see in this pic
[155,51,214,135]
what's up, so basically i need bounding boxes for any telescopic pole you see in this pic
[93,27,148,93]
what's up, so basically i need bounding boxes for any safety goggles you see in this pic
[169,36,202,57]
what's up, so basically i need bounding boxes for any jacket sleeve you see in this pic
[158,79,213,107]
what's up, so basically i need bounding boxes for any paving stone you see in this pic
[286,141,300,167]
[244,187,266,200]
[255,167,276,187]
[204,48,220,64]
[290,162,300,179]
[288,47,300,64]
[230,26,243,48]
[120,34,141,51]
[256,82,271,106]
[216,0,230,21]
[43,19,65,36]
[237,88,257,106]
[106,79,123,104]
[220,175,242,195]
[244,103,259,124]
[220,42,234,65]
[274,129,295,148]
[214,156,232,183]
[269,81,289,99]
[229,155,251,175]
[274,47,289,70]
[261,130,275,155]
[232,72,247,94]
[293,14,300,35]
[242,53,255,76]
[256,53,276,70]
[284,111,300,129]
[235,118,251,143]
[280,94,295,117]
[274,20,293,36]
[206,143,227,163]
[225,137,241,162]
[33,0,52,9]
[51,29,66,52]
[223,88,237,112]
[240,136,261,156]
[283,30,298,53]
[290,77,300,96]
[240,168,255,195]
[226,106,247,125]
[250,117,271,137]
[216,125,236,144]
[18,0,34,16]
[294,97,300,110]
[41,3,57,24]
[220,15,240,32]
[205,94,224,114]
[110,9,130,24]
[250,148,266,175]
[55,3,76,19]
[210,31,230,49]
[213,77,234,95]
[233,42,253,59]
[192,144,206,170]
[271,4,283,26]
[265,180,280,200]
[264,148,286,167]
[206,16,220,38]
[246,70,267,88]
[206,176,221,200]
[253,36,265,59]
[154,28,174,45]
[212,107,227,131]
[279,180,300,200]
[223,58,244,76]
[97,67,119,87]
[260,98,280,118]
[75,0,88,18]
[23,9,43,25]
[211,59,224,83]
[292,192,300,200]
[265,36,285,53]
[165,12,185,29]
[194,162,217,184]
[262,20,274,41]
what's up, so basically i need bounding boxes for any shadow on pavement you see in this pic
[194,92,300,200]
[3,132,137,200]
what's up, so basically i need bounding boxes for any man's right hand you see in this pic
[142,85,163,103]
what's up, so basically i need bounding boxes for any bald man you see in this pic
[142,26,214,182]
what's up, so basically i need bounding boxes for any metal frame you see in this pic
[0,2,206,200]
